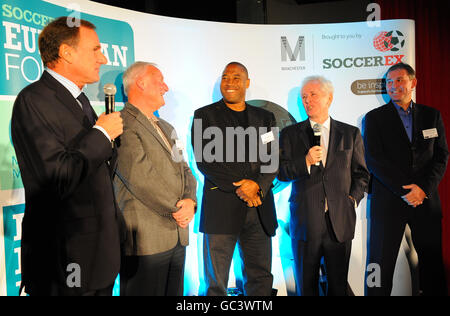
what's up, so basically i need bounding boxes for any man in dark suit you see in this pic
[191,62,278,296]
[11,17,124,296]
[363,63,449,296]
[278,76,369,296]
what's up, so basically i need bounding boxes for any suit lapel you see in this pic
[159,118,186,195]
[125,103,173,155]
[245,104,264,174]
[325,119,342,168]
[411,102,421,145]
[386,101,412,147]
[41,71,92,130]
[157,119,176,148]
[299,120,314,151]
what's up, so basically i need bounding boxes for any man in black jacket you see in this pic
[278,76,369,296]
[191,62,278,296]
[363,63,449,296]
[11,17,123,296]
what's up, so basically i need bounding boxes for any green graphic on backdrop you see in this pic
[0,0,134,101]
[2,203,25,296]
[0,100,22,190]
[0,0,135,296]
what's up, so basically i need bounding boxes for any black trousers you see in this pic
[365,197,447,296]
[120,243,186,296]
[292,211,352,296]
[202,209,273,296]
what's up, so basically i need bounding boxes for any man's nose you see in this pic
[99,52,107,65]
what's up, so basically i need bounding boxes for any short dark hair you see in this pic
[38,16,96,68]
[224,61,249,78]
[386,62,416,79]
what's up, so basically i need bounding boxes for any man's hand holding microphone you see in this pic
[306,145,323,167]
[95,112,123,140]
[94,83,123,141]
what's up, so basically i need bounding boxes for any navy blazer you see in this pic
[363,101,449,216]
[11,71,123,295]
[278,118,369,242]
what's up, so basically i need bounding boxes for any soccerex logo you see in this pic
[373,30,405,52]
[322,29,406,70]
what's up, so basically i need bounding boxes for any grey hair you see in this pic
[122,61,158,95]
[301,75,334,95]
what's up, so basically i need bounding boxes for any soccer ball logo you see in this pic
[373,30,405,52]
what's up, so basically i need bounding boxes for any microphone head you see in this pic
[103,83,117,96]
[313,123,322,136]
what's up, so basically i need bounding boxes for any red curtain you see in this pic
[375,0,450,293]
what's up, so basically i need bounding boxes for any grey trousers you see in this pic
[120,243,186,296]
[202,209,273,296]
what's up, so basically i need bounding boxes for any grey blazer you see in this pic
[114,102,197,256]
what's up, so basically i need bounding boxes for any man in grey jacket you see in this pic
[114,62,197,296]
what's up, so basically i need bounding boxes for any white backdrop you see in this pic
[0,0,416,296]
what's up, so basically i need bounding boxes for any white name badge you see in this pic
[261,131,275,144]
[175,139,185,151]
[422,128,438,139]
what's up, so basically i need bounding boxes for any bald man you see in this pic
[114,62,197,296]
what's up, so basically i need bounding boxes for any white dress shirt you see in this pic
[307,117,331,211]
[307,116,356,209]
[308,116,331,171]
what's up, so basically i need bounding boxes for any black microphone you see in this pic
[312,123,321,166]
[103,83,117,148]
[103,83,117,114]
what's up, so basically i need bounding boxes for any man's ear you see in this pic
[411,77,418,90]
[135,75,146,91]
[59,44,74,64]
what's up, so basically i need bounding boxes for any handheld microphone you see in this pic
[312,123,321,166]
[103,83,117,114]
[103,83,117,148]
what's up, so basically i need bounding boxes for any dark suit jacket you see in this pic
[278,118,369,242]
[191,100,278,236]
[11,71,123,295]
[363,101,449,217]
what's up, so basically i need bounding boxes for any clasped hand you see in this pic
[401,184,426,208]
[172,199,196,228]
[233,179,262,208]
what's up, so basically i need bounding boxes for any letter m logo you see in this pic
[281,36,305,62]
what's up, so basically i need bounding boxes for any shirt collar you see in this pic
[309,116,331,131]
[393,101,413,114]
[45,68,83,99]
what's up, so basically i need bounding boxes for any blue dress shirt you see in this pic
[393,101,413,142]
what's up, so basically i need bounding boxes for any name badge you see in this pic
[175,139,185,151]
[422,128,438,139]
[261,131,275,144]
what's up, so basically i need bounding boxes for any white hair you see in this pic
[122,61,158,95]
[301,75,334,95]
